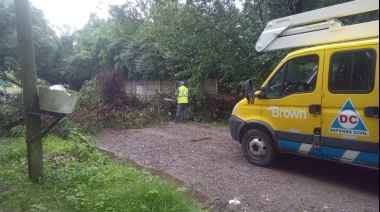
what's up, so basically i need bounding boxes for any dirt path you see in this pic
[97,121,379,212]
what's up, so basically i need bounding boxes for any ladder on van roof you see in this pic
[255,0,379,52]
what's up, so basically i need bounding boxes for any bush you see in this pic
[9,125,26,138]
[0,93,24,136]
[188,87,241,122]
[50,117,73,139]
[70,75,172,134]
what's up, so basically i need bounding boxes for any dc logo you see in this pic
[338,110,358,129]
[330,99,369,136]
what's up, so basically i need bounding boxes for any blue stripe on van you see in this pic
[277,140,379,168]
[278,140,313,156]
[353,152,379,168]
[320,146,379,167]
[278,140,302,152]
[318,146,346,160]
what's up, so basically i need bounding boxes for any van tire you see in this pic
[242,129,276,167]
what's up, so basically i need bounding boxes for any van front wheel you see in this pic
[242,129,276,167]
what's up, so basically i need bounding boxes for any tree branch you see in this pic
[0,72,23,88]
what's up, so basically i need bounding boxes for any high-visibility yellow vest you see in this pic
[177,86,189,104]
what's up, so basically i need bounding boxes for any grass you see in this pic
[0,134,206,212]
[202,120,229,128]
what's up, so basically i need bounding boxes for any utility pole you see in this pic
[14,0,43,183]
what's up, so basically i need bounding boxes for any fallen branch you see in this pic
[0,74,22,88]
[190,137,211,142]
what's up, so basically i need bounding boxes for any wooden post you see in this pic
[14,0,43,183]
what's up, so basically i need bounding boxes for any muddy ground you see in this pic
[97,121,379,212]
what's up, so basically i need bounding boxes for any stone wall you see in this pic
[125,78,218,96]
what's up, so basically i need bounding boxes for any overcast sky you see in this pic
[29,0,127,31]
[28,0,243,33]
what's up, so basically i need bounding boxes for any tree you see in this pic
[6,0,374,92]
[31,7,60,83]
[0,0,59,85]
[146,0,282,93]
[0,0,18,82]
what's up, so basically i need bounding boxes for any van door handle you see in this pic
[364,106,379,118]
[309,104,321,114]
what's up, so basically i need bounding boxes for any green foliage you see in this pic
[145,0,286,93]
[2,0,378,131]
[0,78,11,89]
[9,125,25,138]
[113,108,160,129]
[0,137,26,163]
[70,77,171,134]
[51,117,74,139]
[187,86,210,122]
[0,1,60,84]
[77,79,102,105]
[210,120,229,128]
[189,90,241,123]
[0,91,76,139]
[68,130,99,162]
[1,0,378,92]
[0,93,24,136]
[0,135,204,212]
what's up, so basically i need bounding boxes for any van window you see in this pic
[267,55,319,98]
[329,50,376,93]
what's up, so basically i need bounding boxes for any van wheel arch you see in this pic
[238,122,280,152]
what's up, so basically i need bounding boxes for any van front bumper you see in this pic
[229,115,244,142]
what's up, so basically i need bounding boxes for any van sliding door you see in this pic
[321,46,379,168]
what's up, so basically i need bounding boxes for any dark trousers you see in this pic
[175,103,188,121]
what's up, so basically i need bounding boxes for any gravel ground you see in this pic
[97,121,379,212]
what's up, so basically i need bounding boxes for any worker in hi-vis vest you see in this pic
[174,81,190,122]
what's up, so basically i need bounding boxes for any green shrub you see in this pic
[187,87,210,122]
[51,117,74,139]
[71,78,172,134]
[0,93,24,136]
[9,125,26,138]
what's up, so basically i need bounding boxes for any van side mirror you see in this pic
[245,80,267,104]
[245,80,257,104]
[257,87,268,99]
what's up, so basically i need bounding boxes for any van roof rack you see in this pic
[255,0,379,52]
